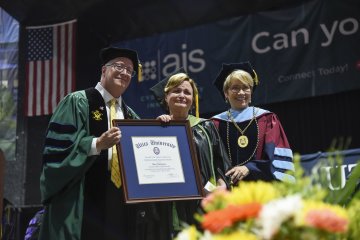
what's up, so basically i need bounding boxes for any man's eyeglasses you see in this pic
[106,63,136,77]
[229,86,251,94]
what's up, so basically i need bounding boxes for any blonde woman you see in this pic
[150,68,231,236]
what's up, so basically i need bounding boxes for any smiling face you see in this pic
[224,70,253,110]
[165,80,194,116]
[100,57,134,98]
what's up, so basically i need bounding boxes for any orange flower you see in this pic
[201,203,262,233]
[305,209,348,233]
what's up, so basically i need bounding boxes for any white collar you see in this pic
[95,82,122,106]
[212,106,269,122]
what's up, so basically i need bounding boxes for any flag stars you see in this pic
[27,27,53,61]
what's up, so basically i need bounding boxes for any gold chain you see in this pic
[226,107,259,166]
[227,109,256,135]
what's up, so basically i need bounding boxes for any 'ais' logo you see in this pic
[140,44,206,81]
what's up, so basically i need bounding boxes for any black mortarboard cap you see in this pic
[100,46,143,81]
[213,61,259,98]
[149,67,187,108]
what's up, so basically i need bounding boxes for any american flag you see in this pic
[25,20,76,117]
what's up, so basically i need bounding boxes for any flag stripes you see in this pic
[25,20,76,117]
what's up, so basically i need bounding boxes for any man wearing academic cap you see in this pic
[212,62,295,184]
[39,47,144,240]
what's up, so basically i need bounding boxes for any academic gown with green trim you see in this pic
[188,115,231,190]
[153,115,232,239]
[39,88,140,240]
[174,115,232,225]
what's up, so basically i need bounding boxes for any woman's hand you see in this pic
[216,178,227,190]
[156,114,172,122]
[225,165,249,184]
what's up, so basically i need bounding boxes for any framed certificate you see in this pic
[112,119,205,203]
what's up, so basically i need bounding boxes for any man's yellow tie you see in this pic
[110,99,121,188]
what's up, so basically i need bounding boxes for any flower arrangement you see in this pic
[176,153,360,240]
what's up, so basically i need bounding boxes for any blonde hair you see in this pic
[164,73,199,117]
[223,70,254,93]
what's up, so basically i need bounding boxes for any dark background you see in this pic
[1,0,359,206]
[1,1,359,238]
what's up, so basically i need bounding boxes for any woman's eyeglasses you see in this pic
[229,86,251,94]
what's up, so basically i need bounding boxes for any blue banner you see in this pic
[300,148,359,191]
[0,8,19,44]
[0,8,18,162]
[116,0,360,118]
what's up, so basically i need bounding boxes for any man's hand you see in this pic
[96,127,121,151]
[225,165,249,184]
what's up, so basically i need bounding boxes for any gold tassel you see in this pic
[195,93,199,118]
[252,70,259,86]
[138,63,143,82]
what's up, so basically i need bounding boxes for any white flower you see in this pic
[257,194,303,240]
[176,229,191,240]
[176,225,199,240]
[199,230,214,240]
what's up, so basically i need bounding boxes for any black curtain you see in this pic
[263,89,360,154]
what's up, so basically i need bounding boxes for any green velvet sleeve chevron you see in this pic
[40,90,94,204]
